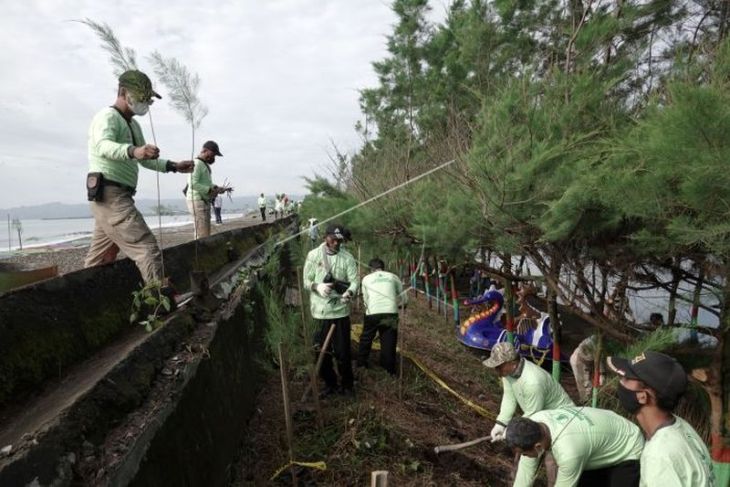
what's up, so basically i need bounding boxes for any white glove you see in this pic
[340,290,353,303]
[315,283,333,298]
[490,423,506,442]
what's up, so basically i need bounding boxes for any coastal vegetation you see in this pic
[301,0,730,478]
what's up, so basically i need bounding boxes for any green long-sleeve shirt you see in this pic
[514,407,644,487]
[496,359,574,425]
[362,270,406,315]
[303,243,358,319]
[186,158,213,202]
[87,107,168,188]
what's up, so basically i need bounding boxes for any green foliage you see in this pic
[77,18,138,76]
[148,51,208,129]
[130,281,171,332]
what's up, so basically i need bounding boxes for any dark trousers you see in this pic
[259,207,266,221]
[357,313,398,375]
[578,460,640,487]
[214,207,222,224]
[315,317,353,390]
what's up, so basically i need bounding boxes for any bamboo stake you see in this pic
[277,343,297,486]
[371,471,389,487]
[450,273,459,328]
[300,323,336,402]
[398,304,405,400]
[296,267,323,427]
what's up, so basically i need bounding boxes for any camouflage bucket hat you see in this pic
[118,70,162,100]
[482,341,519,368]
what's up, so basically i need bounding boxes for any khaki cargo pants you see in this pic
[84,186,163,284]
[187,199,211,239]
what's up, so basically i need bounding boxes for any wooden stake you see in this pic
[277,343,296,486]
[301,323,336,402]
[296,267,323,427]
[371,471,389,487]
[398,305,405,400]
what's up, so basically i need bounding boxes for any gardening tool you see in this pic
[433,435,491,454]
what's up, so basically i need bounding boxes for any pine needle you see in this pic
[76,18,138,75]
[147,51,208,128]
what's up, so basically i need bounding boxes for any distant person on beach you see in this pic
[213,193,223,225]
[357,258,406,375]
[303,223,359,397]
[84,70,192,292]
[186,140,231,239]
[482,341,574,443]
[257,193,267,221]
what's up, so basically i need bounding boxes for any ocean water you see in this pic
[0,213,242,256]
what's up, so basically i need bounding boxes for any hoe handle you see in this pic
[433,435,491,454]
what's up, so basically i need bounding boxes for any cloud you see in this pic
[0,0,410,208]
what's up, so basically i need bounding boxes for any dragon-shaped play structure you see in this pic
[457,284,563,365]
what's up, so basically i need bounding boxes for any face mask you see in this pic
[617,384,642,414]
[127,95,150,116]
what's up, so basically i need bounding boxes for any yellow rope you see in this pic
[352,323,497,421]
[270,460,327,481]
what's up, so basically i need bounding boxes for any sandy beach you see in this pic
[2,215,265,275]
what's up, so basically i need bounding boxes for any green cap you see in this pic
[118,70,162,100]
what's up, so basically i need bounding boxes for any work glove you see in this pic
[340,290,354,304]
[490,423,506,443]
[315,283,333,298]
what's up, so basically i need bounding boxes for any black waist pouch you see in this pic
[86,172,104,201]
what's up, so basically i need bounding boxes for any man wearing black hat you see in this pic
[302,223,359,396]
[185,140,230,238]
[84,70,193,288]
[607,351,715,486]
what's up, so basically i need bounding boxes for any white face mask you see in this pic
[126,95,150,116]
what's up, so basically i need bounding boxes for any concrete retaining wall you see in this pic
[0,219,288,407]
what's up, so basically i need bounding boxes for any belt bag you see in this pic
[86,172,104,201]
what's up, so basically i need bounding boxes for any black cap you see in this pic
[118,70,161,100]
[203,140,223,157]
[607,351,688,400]
[325,224,346,240]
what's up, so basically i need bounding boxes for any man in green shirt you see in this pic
[303,224,359,396]
[607,351,715,486]
[186,140,227,238]
[483,341,574,442]
[84,70,192,287]
[506,407,643,486]
[356,258,407,375]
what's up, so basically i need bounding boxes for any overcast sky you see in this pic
[0,1,448,209]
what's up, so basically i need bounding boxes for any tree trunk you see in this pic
[707,277,730,484]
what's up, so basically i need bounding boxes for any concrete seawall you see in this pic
[0,218,296,486]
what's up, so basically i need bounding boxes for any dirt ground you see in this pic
[231,296,574,486]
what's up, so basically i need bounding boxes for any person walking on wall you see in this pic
[84,69,192,290]
[213,193,223,225]
[257,192,267,221]
[186,140,229,239]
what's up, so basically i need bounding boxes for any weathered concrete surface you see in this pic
[0,220,294,486]
[0,219,289,407]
